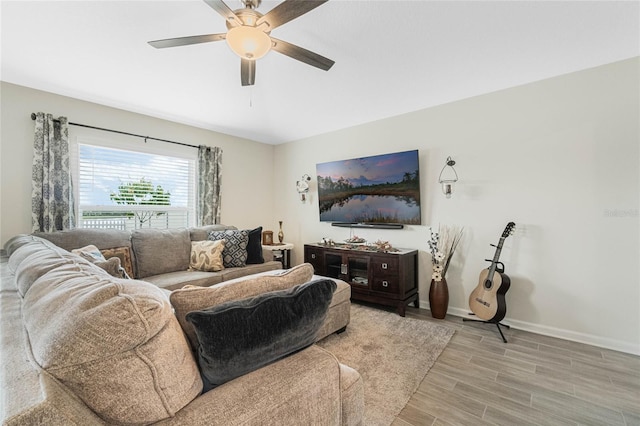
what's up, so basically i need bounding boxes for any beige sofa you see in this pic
[26,225,352,340]
[1,235,363,425]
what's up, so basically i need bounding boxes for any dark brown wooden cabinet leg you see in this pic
[414,299,420,308]
[397,304,406,317]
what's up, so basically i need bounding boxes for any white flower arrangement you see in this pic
[427,225,463,282]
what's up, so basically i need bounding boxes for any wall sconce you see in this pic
[296,174,311,202]
[438,156,458,198]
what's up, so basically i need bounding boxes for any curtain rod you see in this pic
[30,113,198,149]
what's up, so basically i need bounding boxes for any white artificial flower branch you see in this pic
[428,225,463,281]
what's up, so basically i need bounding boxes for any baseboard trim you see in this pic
[418,299,639,356]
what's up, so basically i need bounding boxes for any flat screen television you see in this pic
[316,150,421,227]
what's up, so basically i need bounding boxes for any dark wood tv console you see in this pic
[304,243,419,316]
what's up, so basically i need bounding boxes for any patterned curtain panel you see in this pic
[31,112,76,232]
[197,145,222,225]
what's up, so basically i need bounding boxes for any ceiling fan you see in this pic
[148,0,335,86]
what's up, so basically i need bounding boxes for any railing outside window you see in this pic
[80,207,191,231]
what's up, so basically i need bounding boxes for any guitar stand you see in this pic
[463,314,510,343]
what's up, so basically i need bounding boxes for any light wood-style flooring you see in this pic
[391,306,640,426]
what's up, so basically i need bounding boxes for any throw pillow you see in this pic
[73,245,128,279]
[100,246,135,278]
[189,240,225,272]
[94,257,128,279]
[245,226,264,264]
[72,244,107,262]
[209,229,249,268]
[170,263,315,349]
[186,278,337,391]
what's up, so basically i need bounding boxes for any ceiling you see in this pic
[2,1,639,145]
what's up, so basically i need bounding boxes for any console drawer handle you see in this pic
[382,263,388,270]
[311,254,316,259]
[382,280,389,287]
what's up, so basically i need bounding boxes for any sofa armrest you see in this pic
[157,345,344,425]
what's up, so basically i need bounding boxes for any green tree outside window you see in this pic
[110,178,171,227]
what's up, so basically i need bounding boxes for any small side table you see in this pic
[263,243,294,269]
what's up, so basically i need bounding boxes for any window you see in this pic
[76,142,196,230]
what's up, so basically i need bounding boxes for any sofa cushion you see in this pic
[4,234,51,257]
[313,274,351,306]
[171,263,315,349]
[7,235,60,273]
[209,229,249,268]
[186,278,336,391]
[22,260,202,424]
[13,241,88,296]
[218,261,284,281]
[144,270,225,291]
[131,228,191,278]
[246,226,264,264]
[33,229,132,252]
[160,346,344,425]
[189,240,225,272]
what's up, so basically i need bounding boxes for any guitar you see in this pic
[468,222,516,322]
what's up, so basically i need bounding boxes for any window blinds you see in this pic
[76,143,196,230]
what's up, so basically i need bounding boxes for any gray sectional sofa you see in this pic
[33,225,282,290]
[1,231,361,425]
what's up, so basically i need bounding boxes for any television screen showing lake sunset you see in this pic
[316,150,421,225]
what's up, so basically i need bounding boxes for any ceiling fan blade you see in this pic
[202,0,241,27]
[257,0,328,30]
[271,38,334,71]
[241,59,256,86]
[148,33,226,49]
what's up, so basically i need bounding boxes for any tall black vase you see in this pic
[429,277,449,319]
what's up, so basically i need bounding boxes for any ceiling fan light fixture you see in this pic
[149,0,335,86]
[226,25,271,60]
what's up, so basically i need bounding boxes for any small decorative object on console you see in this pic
[344,235,366,244]
[372,239,393,252]
[320,237,335,246]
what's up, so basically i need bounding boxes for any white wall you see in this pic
[1,58,638,354]
[0,82,275,246]
[274,58,640,354]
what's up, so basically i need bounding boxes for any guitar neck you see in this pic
[486,237,506,280]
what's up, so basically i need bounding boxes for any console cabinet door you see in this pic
[324,252,343,279]
[304,246,324,274]
[346,255,370,290]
